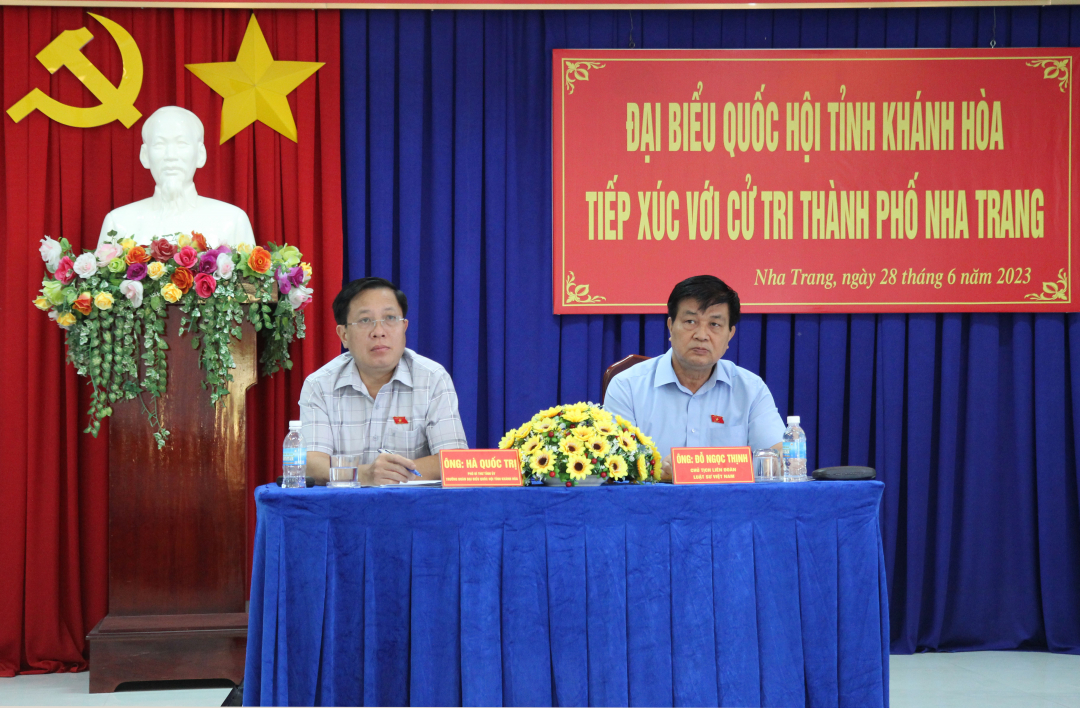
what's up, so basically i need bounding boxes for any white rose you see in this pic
[288,284,312,311]
[216,253,235,280]
[72,252,98,279]
[119,280,144,308]
[39,237,62,273]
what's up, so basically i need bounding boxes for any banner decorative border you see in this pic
[6,0,1080,7]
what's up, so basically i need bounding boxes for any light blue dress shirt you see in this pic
[603,350,786,459]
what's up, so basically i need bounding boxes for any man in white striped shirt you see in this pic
[300,277,468,485]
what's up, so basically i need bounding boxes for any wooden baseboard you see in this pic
[86,613,248,694]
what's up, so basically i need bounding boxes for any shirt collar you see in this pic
[654,349,729,394]
[392,350,414,388]
[335,350,414,395]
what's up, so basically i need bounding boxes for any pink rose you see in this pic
[215,253,235,280]
[95,243,124,268]
[173,245,198,269]
[119,280,144,308]
[194,273,217,298]
[54,256,75,284]
[288,284,312,311]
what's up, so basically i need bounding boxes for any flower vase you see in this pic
[543,474,604,487]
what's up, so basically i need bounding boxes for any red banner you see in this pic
[553,49,1080,313]
[0,0,1033,7]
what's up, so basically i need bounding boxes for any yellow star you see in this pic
[186,15,323,144]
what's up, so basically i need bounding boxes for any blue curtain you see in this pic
[340,8,1080,655]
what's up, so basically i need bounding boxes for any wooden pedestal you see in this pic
[86,614,248,693]
[87,310,257,692]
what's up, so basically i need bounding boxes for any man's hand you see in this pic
[661,454,673,481]
[363,452,417,486]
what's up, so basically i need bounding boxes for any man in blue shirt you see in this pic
[604,275,785,478]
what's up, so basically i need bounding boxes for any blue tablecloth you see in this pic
[244,481,889,707]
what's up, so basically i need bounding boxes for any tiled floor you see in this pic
[890,651,1080,708]
[0,673,233,706]
[1,651,1078,706]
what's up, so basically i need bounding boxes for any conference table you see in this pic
[244,481,889,707]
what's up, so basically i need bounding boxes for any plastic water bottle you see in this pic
[282,420,306,488]
[782,415,807,481]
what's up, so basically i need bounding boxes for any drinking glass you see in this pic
[754,449,783,482]
[328,454,360,488]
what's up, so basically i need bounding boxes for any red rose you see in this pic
[54,256,75,284]
[171,266,194,294]
[194,273,217,298]
[191,232,208,252]
[173,246,198,269]
[150,239,177,262]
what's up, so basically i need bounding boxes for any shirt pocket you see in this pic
[384,423,426,459]
[708,415,749,448]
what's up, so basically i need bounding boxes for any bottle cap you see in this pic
[289,420,302,429]
[787,415,800,425]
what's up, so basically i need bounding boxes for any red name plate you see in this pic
[671,447,754,484]
[440,450,523,488]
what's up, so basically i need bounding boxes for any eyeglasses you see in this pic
[346,315,407,331]
[673,318,729,333]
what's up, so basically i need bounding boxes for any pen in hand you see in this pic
[377,448,423,477]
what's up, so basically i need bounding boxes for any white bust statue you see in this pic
[98,106,256,249]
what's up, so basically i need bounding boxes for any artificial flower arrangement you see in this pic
[33,231,312,448]
[499,402,663,486]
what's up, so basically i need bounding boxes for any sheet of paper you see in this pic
[361,479,442,488]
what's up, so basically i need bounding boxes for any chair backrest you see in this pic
[600,354,651,405]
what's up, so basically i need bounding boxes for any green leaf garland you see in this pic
[34,233,312,449]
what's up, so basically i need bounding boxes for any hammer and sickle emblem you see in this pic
[6,13,143,129]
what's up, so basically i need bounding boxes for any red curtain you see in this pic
[0,7,342,675]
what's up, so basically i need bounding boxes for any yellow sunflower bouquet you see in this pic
[499,402,663,487]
